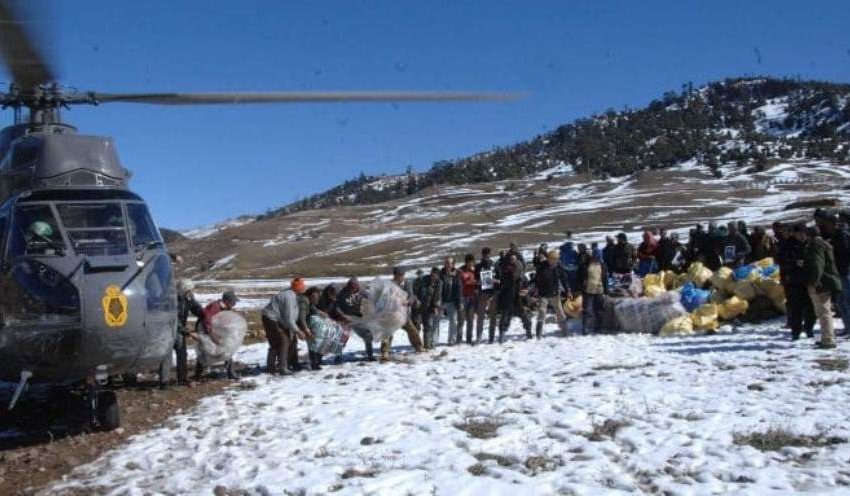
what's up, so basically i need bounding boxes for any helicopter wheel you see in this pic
[95,391,121,431]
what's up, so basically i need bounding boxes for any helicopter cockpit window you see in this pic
[126,203,162,249]
[8,204,65,257]
[56,203,129,257]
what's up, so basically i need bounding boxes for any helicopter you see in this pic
[0,1,515,430]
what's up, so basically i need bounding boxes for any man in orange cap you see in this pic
[262,277,308,375]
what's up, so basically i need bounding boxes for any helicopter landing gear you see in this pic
[157,356,172,390]
[85,379,121,431]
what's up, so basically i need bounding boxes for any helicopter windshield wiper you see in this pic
[135,240,163,252]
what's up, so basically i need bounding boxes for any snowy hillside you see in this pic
[182,216,257,240]
[169,159,850,279]
[47,318,850,495]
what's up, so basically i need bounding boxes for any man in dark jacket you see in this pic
[748,226,777,263]
[702,222,724,271]
[601,236,616,272]
[439,257,462,345]
[416,267,443,349]
[657,229,681,271]
[781,224,815,340]
[475,247,499,344]
[496,253,524,344]
[176,279,204,384]
[337,277,375,361]
[800,225,843,348]
[534,250,570,338]
[815,210,850,336]
[611,233,636,274]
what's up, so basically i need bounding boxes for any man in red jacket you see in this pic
[459,254,478,344]
[194,290,240,380]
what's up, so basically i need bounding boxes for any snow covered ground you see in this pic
[46,316,850,495]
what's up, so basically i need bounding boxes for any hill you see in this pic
[259,77,850,218]
[169,77,850,279]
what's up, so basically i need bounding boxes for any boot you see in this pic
[226,360,240,380]
[535,321,543,339]
[310,351,322,370]
[365,341,376,361]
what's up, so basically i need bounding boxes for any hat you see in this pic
[291,277,306,293]
[617,233,627,240]
[176,279,194,295]
[222,289,239,305]
[29,221,53,238]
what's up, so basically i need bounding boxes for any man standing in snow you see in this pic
[578,252,609,334]
[416,267,443,349]
[475,247,499,344]
[722,222,751,267]
[636,230,659,276]
[176,279,204,385]
[814,210,850,336]
[799,225,842,349]
[496,253,524,343]
[534,250,571,337]
[611,233,636,274]
[459,254,478,344]
[262,279,306,375]
[439,257,462,345]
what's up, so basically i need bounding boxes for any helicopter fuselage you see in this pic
[0,129,176,385]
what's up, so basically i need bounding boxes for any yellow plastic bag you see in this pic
[691,303,720,331]
[758,279,786,313]
[563,295,583,319]
[660,315,695,336]
[734,280,761,301]
[687,262,713,287]
[661,270,679,290]
[644,284,666,298]
[755,258,775,268]
[643,273,663,287]
[710,267,735,295]
[718,296,749,321]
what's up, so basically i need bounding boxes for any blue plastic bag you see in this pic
[680,282,710,312]
[733,265,755,281]
[759,265,779,279]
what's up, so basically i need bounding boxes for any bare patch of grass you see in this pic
[474,452,518,467]
[733,427,846,452]
[807,378,847,388]
[747,383,765,392]
[340,467,380,479]
[454,414,507,439]
[525,454,564,475]
[592,362,654,372]
[467,463,487,476]
[583,418,632,442]
[814,357,849,372]
[670,411,704,421]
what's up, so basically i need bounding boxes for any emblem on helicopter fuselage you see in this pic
[102,285,129,328]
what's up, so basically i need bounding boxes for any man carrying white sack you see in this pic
[380,268,425,361]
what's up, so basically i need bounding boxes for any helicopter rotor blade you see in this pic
[0,0,54,90]
[90,90,521,105]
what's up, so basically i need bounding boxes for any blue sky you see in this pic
[10,1,850,229]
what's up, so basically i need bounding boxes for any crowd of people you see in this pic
[173,208,850,380]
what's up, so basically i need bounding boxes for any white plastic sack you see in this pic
[614,291,688,334]
[351,278,408,342]
[196,311,247,366]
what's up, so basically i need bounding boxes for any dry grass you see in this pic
[814,357,849,372]
[584,418,632,442]
[454,414,507,439]
[474,452,519,467]
[733,427,845,452]
[592,362,654,372]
